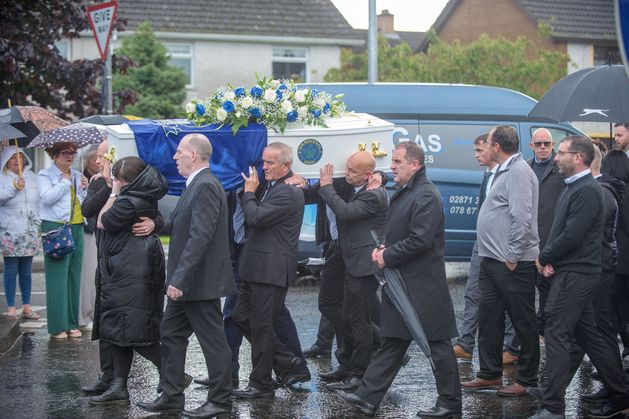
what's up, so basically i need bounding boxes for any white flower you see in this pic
[281,100,293,113]
[270,79,280,88]
[224,91,236,100]
[294,89,307,103]
[240,96,253,109]
[185,102,195,113]
[236,111,241,118]
[315,97,326,107]
[298,106,308,118]
[216,108,228,122]
[264,89,276,103]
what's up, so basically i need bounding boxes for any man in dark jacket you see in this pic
[530,135,629,419]
[137,134,236,418]
[231,142,308,398]
[335,142,461,418]
[527,128,564,336]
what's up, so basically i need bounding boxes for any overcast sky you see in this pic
[330,0,450,32]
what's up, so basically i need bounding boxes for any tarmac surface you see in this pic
[0,264,624,418]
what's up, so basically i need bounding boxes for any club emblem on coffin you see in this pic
[297,138,323,165]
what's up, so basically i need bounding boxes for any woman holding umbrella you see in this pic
[0,146,40,320]
[37,142,88,339]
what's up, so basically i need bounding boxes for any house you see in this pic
[418,0,620,74]
[61,0,363,99]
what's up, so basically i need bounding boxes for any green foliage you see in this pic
[324,33,569,99]
[113,22,187,119]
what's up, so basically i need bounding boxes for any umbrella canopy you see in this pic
[529,65,629,123]
[27,122,106,149]
[0,123,26,142]
[78,114,129,125]
[0,106,69,145]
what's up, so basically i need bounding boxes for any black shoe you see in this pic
[81,374,113,395]
[334,389,376,416]
[582,388,609,403]
[588,402,629,418]
[319,368,349,382]
[303,343,331,358]
[325,376,362,391]
[416,406,461,418]
[182,401,231,418]
[88,377,129,406]
[194,377,211,386]
[231,385,274,399]
[525,386,545,402]
[136,393,184,414]
[282,371,311,387]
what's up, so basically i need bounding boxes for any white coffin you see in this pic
[106,113,394,177]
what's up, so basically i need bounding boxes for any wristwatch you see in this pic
[109,193,119,198]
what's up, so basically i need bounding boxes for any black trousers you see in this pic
[314,314,335,348]
[111,343,161,379]
[543,271,629,414]
[477,258,539,386]
[342,274,380,376]
[535,272,550,336]
[355,337,461,411]
[232,281,297,391]
[612,274,629,355]
[318,241,346,363]
[99,339,114,378]
[160,299,232,408]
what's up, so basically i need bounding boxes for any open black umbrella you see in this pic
[529,65,629,123]
[0,106,69,145]
[78,114,129,125]
[370,231,435,370]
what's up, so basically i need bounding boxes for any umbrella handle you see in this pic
[13,138,23,177]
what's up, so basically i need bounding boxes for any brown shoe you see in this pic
[497,383,527,397]
[452,344,472,361]
[502,351,519,365]
[461,377,502,390]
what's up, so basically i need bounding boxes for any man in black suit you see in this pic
[335,142,461,418]
[527,128,564,336]
[137,133,236,418]
[315,151,388,391]
[231,141,308,398]
[529,135,629,419]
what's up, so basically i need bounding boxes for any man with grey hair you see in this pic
[232,142,310,398]
[138,133,236,418]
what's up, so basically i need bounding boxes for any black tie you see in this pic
[478,171,492,209]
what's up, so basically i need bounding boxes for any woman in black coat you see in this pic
[88,156,167,405]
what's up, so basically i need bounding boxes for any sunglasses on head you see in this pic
[533,141,552,148]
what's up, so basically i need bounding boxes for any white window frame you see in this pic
[272,46,309,82]
[164,42,194,88]
[55,40,71,60]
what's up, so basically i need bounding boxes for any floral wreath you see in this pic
[186,75,346,135]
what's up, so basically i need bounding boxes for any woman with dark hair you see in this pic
[601,150,629,361]
[38,142,88,339]
[88,156,167,405]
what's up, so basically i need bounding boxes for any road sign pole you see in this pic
[105,41,113,115]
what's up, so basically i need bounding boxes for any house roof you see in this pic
[419,0,616,51]
[117,0,362,43]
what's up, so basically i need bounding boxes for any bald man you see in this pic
[316,151,389,391]
[527,128,564,336]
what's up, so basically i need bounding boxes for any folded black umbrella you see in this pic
[370,231,435,370]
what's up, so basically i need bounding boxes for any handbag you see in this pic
[42,183,77,259]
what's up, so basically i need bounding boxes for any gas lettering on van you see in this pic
[392,127,441,164]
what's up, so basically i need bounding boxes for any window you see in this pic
[55,40,70,60]
[164,43,193,86]
[272,47,308,82]
[594,46,621,66]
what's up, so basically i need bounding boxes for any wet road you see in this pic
[0,269,619,418]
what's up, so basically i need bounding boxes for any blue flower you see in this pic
[234,87,246,97]
[278,83,288,91]
[310,89,319,98]
[275,90,283,101]
[311,109,322,118]
[223,101,235,113]
[249,107,262,118]
[196,103,205,116]
[323,103,331,114]
[287,110,298,122]
[250,86,263,98]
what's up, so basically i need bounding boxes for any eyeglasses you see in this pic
[60,151,78,158]
[556,150,579,156]
[533,141,552,148]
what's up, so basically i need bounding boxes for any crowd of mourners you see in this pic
[1,123,629,419]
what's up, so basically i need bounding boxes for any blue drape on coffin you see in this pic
[128,119,267,196]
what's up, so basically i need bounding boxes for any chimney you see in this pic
[377,9,394,34]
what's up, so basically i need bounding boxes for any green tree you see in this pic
[113,22,187,118]
[324,32,569,99]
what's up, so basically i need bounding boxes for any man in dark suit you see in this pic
[527,128,564,336]
[231,142,308,398]
[335,142,461,418]
[137,133,236,418]
[315,151,388,391]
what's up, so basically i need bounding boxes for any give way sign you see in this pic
[87,1,118,62]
